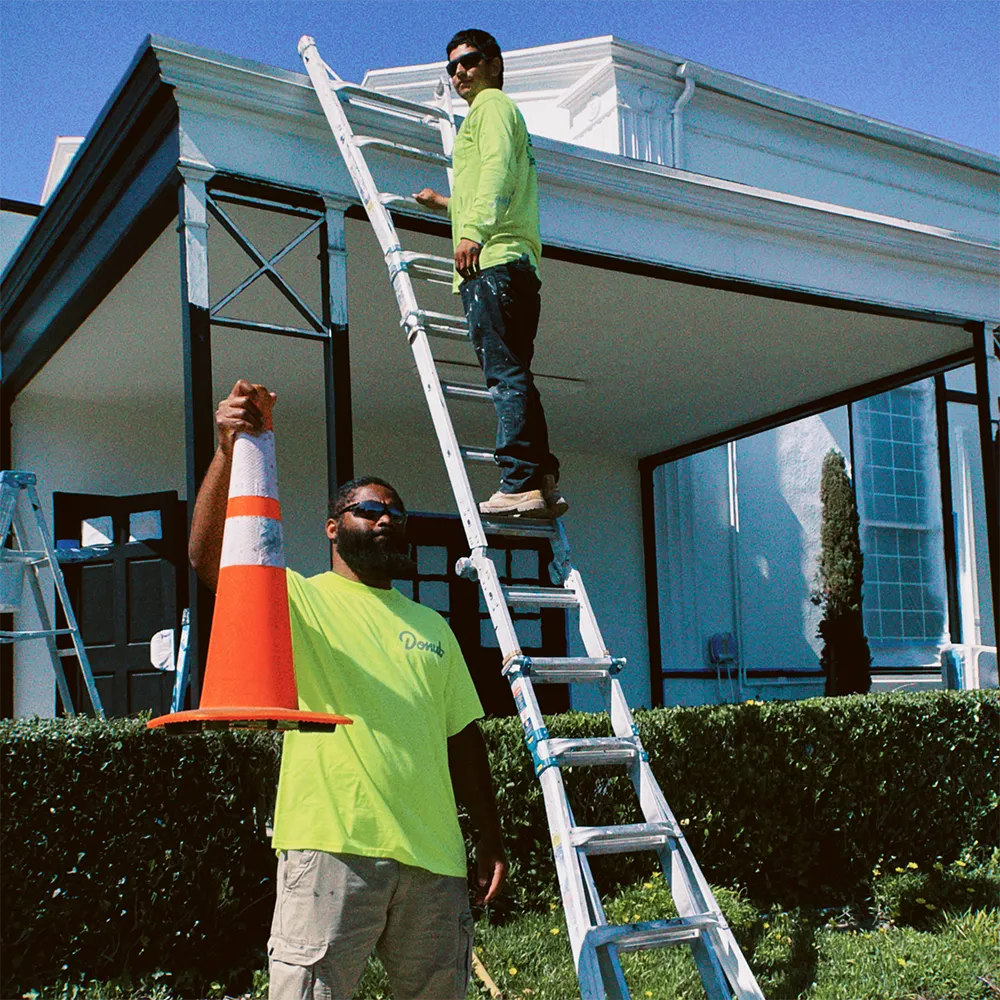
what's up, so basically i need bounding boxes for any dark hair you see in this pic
[327,476,404,521]
[446,28,504,88]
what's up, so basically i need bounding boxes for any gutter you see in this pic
[669,62,696,169]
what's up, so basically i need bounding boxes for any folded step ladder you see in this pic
[0,471,105,718]
[299,36,764,1000]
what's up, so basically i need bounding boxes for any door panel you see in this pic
[54,491,187,718]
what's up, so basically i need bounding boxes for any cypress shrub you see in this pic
[2,692,996,996]
[813,449,872,695]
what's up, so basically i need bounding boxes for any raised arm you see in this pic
[447,721,508,905]
[188,379,275,591]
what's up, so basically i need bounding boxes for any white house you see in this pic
[2,34,997,721]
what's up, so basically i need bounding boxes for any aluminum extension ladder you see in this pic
[299,36,764,1000]
[0,470,105,718]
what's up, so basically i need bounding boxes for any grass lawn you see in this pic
[26,852,1000,1000]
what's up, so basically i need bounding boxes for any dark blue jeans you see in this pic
[460,257,559,494]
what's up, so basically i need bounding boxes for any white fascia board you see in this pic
[154,38,998,318]
[533,141,998,319]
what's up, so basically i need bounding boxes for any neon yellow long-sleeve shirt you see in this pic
[449,88,541,292]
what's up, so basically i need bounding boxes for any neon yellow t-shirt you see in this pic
[271,569,484,877]
[450,87,542,292]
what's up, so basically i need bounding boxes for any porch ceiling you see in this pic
[343,217,971,459]
[20,209,972,462]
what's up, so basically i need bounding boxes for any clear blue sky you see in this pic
[1,0,997,205]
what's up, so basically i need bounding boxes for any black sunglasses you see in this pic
[447,50,485,77]
[341,500,407,525]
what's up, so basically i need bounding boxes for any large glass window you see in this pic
[852,381,946,645]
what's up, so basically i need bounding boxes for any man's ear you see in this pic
[325,518,338,543]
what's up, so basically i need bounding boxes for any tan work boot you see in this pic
[543,475,569,517]
[479,489,548,517]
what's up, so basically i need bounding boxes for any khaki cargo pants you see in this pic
[267,850,473,1000]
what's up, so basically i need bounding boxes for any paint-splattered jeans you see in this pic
[460,256,559,494]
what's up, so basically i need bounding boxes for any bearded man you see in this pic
[189,380,507,1000]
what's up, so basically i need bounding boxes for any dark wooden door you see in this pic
[400,514,569,717]
[53,491,187,718]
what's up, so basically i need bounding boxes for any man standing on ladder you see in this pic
[190,380,508,1000]
[416,29,568,519]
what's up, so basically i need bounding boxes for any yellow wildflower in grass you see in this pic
[549,902,558,910]
[509,967,518,977]
[872,868,880,876]
[895,867,905,873]
[907,862,918,869]
[763,923,770,930]
[679,819,690,827]
[925,903,937,911]
[955,860,967,867]
[915,897,926,904]
[898,958,908,968]
[643,882,653,890]
[652,871,662,878]
[645,993,653,998]
[550,927,560,935]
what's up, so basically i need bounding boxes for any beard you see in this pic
[335,521,416,579]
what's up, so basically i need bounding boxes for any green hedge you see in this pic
[2,692,996,996]
[1,722,281,997]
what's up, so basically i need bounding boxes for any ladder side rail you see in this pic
[608,678,724,914]
[468,549,521,654]
[16,519,76,717]
[564,568,610,658]
[0,478,19,546]
[701,925,768,1000]
[607,649,764,997]
[301,39,490,554]
[25,485,105,719]
[408,329,488,551]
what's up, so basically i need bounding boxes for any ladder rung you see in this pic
[480,517,560,540]
[503,585,579,608]
[0,628,75,642]
[587,913,722,953]
[0,550,47,564]
[506,656,623,683]
[569,821,679,855]
[459,445,495,463]
[397,252,454,284]
[334,83,451,124]
[547,736,639,767]
[57,647,80,659]
[380,193,420,208]
[441,381,492,402]
[354,136,450,164]
[406,309,468,340]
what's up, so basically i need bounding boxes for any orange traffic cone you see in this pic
[148,388,350,733]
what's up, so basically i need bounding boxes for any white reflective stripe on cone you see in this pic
[229,432,280,500]
[220,516,286,569]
